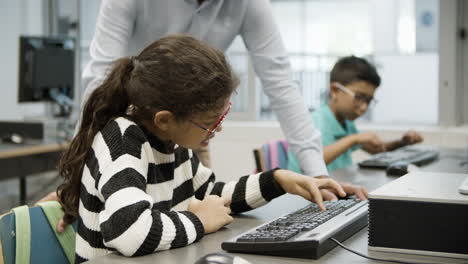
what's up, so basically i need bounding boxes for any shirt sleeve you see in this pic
[239,0,328,177]
[96,125,204,257]
[81,0,137,109]
[191,152,285,214]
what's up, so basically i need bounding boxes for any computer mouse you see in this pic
[386,161,409,176]
[1,133,24,144]
[194,252,252,264]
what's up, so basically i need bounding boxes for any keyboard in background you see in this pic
[358,145,439,169]
[222,199,368,259]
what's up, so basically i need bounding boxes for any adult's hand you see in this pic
[319,182,368,201]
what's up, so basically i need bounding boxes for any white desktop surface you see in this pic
[369,171,468,204]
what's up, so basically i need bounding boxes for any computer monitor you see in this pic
[18,36,75,111]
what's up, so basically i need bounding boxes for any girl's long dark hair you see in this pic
[57,35,238,223]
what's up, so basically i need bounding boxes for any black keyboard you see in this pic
[222,199,368,259]
[358,146,439,169]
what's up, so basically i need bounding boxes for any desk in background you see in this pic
[84,147,468,264]
[0,138,68,205]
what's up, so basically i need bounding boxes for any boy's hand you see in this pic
[401,130,423,145]
[356,132,386,153]
[188,195,233,234]
[273,169,346,210]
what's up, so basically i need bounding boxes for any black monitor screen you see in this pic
[18,36,75,103]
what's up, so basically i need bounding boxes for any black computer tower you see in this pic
[368,172,468,259]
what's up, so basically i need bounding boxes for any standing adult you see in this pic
[82,0,329,177]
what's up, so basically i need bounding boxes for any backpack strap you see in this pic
[0,211,5,264]
[39,201,75,264]
[12,206,31,264]
[0,231,4,264]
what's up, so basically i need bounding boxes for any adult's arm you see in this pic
[81,0,137,108]
[240,0,328,177]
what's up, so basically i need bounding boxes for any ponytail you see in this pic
[58,57,134,222]
[57,35,239,222]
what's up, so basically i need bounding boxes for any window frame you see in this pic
[230,0,468,128]
[438,0,465,126]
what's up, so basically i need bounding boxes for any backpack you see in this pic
[0,201,76,264]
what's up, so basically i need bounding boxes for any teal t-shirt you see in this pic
[287,104,360,173]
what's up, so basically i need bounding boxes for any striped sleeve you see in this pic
[191,151,285,214]
[96,124,204,257]
[220,169,286,214]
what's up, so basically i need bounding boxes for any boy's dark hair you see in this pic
[330,55,381,88]
[57,34,238,223]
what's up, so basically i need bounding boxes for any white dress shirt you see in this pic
[82,0,328,177]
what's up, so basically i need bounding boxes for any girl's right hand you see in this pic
[188,195,233,234]
[273,170,346,210]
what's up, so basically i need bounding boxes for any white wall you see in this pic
[372,53,439,124]
[210,122,284,182]
[0,0,47,121]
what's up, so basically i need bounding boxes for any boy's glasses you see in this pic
[190,102,232,137]
[335,83,377,106]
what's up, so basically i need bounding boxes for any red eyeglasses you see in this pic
[190,102,232,137]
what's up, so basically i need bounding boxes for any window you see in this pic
[76,0,441,125]
[227,0,440,125]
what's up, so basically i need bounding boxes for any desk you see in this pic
[85,147,468,264]
[0,138,68,205]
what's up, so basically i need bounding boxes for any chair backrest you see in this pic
[0,201,76,264]
[253,140,289,172]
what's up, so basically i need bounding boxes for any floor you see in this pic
[0,171,61,214]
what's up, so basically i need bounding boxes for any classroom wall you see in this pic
[372,53,438,124]
[0,0,47,121]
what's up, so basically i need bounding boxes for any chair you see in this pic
[0,201,76,264]
[253,140,289,172]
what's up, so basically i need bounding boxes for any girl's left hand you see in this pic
[273,169,346,210]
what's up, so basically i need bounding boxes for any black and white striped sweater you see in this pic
[75,116,285,263]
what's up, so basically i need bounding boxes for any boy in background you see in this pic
[288,56,423,172]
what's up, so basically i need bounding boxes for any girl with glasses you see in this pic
[57,35,348,263]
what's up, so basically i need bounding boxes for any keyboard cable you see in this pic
[330,238,468,264]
